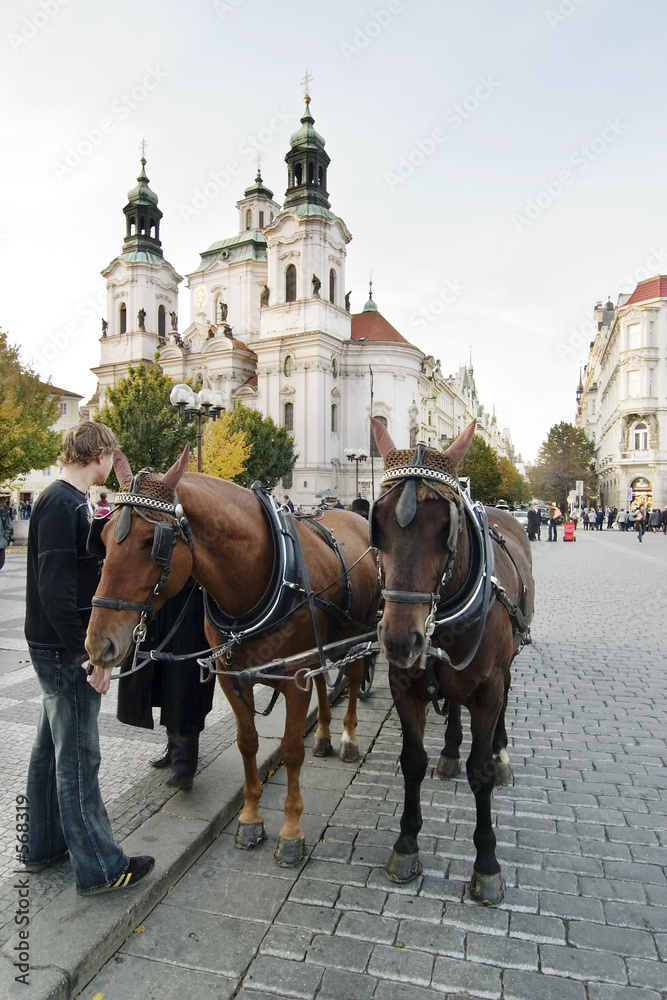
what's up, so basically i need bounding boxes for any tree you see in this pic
[0,330,61,484]
[188,410,251,480]
[527,422,595,504]
[458,435,502,504]
[497,456,530,504]
[227,405,297,488]
[97,359,195,484]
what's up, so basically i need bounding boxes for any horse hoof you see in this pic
[312,736,333,757]
[436,755,461,779]
[494,759,513,786]
[338,740,359,763]
[385,850,422,883]
[235,820,266,850]
[470,870,505,906]
[274,836,306,867]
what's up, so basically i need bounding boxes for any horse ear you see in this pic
[113,450,133,490]
[371,418,396,458]
[161,445,191,488]
[443,420,476,469]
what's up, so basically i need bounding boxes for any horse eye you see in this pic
[143,535,154,549]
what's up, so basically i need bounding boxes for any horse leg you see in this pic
[339,656,362,762]
[386,668,427,883]
[436,700,463,779]
[492,677,513,786]
[217,674,266,850]
[311,674,333,758]
[274,684,311,867]
[467,694,505,906]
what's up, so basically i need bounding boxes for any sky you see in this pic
[2,0,666,461]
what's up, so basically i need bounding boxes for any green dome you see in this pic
[127,158,158,205]
[290,101,326,149]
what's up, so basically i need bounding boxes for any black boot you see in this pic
[166,731,200,791]
[149,737,173,769]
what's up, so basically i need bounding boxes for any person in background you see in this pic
[96,491,112,516]
[634,504,645,542]
[649,507,661,533]
[662,506,667,534]
[0,501,13,570]
[547,502,562,542]
[527,503,541,542]
[22,421,154,894]
[283,494,295,512]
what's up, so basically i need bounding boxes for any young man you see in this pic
[22,422,154,894]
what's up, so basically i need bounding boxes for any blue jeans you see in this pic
[26,648,128,893]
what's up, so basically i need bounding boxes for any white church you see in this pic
[91,94,513,506]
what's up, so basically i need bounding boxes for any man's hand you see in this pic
[82,659,112,695]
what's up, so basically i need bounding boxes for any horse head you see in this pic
[85,446,194,670]
[371,418,476,670]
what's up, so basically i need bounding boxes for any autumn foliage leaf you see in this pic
[187,410,251,480]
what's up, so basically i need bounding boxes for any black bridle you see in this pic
[370,448,464,629]
[90,469,193,659]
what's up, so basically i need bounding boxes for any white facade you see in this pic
[94,99,516,506]
[576,279,667,509]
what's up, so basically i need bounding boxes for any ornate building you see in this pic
[576,278,667,509]
[93,95,514,505]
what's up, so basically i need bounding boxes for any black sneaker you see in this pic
[87,855,155,894]
[21,850,69,873]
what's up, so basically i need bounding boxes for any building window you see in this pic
[331,358,338,379]
[59,401,68,415]
[284,401,294,431]
[285,264,297,302]
[293,163,302,186]
[633,422,648,451]
[329,268,336,304]
[308,162,315,185]
[648,319,655,346]
[627,322,640,349]
[259,211,264,228]
[370,415,387,457]
[627,369,640,397]
[283,355,293,377]
[245,209,252,230]
[648,368,654,396]
[119,302,126,334]
[331,403,338,433]
[158,305,166,339]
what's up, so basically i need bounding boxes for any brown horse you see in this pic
[85,448,379,866]
[370,419,534,905]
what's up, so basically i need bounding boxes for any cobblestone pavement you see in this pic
[2,529,666,999]
[0,549,240,941]
[72,528,667,1000]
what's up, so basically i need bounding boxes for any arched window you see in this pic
[329,268,336,304]
[308,162,315,185]
[158,305,166,339]
[259,210,264,228]
[331,403,338,433]
[139,215,146,235]
[283,355,293,377]
[285,264,297,302]
[129,216,136,236]
[370,415,387,457]
[293,163,302,186]
[149,218,155,238]
[119,302,126,334]
[318,166,324,186]
[245,209,252,230]
[284,401,294,432]
[633,422,648,450]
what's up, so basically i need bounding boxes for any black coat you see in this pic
[117,578,214,734]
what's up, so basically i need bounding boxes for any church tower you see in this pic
[93,156,182,407]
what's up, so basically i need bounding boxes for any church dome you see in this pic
[127,158,159,205]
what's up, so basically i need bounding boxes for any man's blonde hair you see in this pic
[59,421,118,467]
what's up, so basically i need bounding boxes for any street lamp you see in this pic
[169,383,225,472]
[345,447,369,496]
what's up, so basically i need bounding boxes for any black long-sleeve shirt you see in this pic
[24,479,100,666]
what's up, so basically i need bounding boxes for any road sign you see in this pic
[576,480,584,496]
[627,487,633,501]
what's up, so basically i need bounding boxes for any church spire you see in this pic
[122,153,163,258]
[283,85,331,212]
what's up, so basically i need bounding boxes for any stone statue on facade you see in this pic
[345,291,351,312]
[101,318,108,337]
[219,301,228,322]
[312,274,321,297]
[138,308,146,331]
[260,284,270,307]
[170,310,178,331]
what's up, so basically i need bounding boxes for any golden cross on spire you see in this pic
[301,70,312,103]
[140,137,148,159]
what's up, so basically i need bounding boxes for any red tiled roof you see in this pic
[351,311,410,344]
[625,275,667,305]
[38,380,83,398]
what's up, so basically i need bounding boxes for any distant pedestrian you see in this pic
[662,507,667,534]
[96,492,111,516]
[0,502,13,571]
[595,508,604,531]
[634,505,645,542]
[527,504,541,541]
[547,503,562,541]
[649,508,661,532]
[283,494,294,513]
[607,507,617,529]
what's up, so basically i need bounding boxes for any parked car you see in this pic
[495,500,510,511]
[511,510,529,532]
